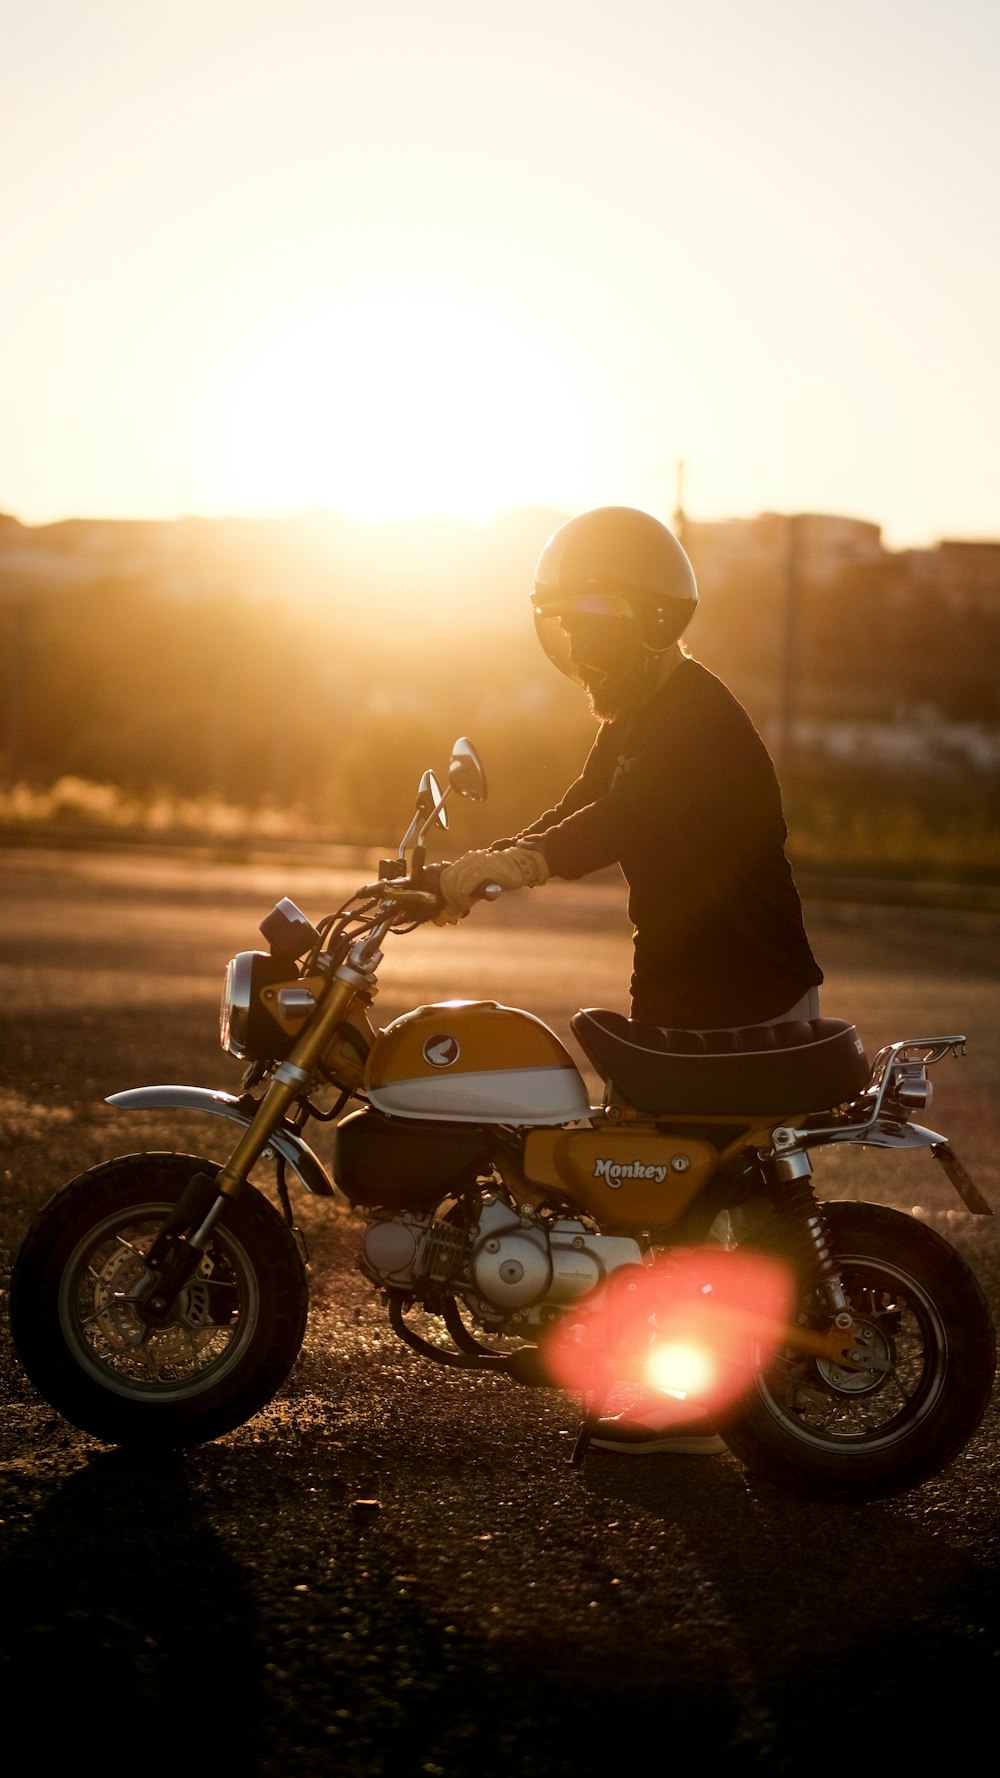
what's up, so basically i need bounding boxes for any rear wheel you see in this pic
[10,1152,309,1448]
[721,1201,996,1499]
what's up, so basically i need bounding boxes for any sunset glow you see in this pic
[2,3,998,545]
[191,286,603,520]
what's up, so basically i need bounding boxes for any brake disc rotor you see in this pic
[87,1227,231,1370]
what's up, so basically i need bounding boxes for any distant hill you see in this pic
[0,505,571,632]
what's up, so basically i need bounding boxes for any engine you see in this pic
[359,1192,641,1331]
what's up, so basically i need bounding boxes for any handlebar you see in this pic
[355,869,503,926]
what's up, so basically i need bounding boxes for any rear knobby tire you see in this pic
[721,1201,996,1500]
[10,1152,310,1448]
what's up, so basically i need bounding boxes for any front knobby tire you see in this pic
[721,1201,996,1500]
[10,1152,309,1448]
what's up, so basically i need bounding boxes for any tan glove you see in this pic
[436,845,549,921]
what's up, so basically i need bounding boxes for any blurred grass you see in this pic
[3,772,998,910]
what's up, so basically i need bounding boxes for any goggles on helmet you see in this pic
[531,587,641,683]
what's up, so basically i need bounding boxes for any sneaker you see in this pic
[589,1413,726,1456]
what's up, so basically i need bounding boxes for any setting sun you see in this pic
[191,285,604,521]
[1,5,997,545]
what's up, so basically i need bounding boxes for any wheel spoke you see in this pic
[758,1236,949,1447]
[113,1232,150,1257]
[884,1368,913,1407]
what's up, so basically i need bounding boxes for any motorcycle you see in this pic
[11,738,996,1498]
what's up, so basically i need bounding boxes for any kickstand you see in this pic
[569,1388,609,1467]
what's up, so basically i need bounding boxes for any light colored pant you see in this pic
[704,983,821,1254]
[772,987,821,1023]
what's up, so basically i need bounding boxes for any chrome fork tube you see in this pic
[202,972,362,1219]
[187,922,389,1253]
[141,968,369,1314]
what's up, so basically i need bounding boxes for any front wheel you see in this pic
[720,1201,996,1500]
[10,1153,310,1448]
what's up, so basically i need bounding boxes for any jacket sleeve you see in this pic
[534,712,707,880]
[487,729,612,852]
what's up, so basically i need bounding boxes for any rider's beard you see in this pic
[578,651,654,719]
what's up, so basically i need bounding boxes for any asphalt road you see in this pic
[2,848,999,1775]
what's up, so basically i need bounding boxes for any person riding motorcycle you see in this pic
[437,506,825,1455]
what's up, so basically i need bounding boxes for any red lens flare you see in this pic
[542,1248,796,1420]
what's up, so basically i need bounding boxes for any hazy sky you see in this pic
[4,0,998,546]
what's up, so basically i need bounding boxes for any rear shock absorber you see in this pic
[763,1129,851,1318]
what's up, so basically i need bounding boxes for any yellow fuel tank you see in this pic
[365,1000,590,1125]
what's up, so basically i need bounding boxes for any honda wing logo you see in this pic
[423,1034,461,1068]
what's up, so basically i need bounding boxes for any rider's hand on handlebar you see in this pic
[435,845,549,921]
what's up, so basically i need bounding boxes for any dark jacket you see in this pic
[512,658,822,1027]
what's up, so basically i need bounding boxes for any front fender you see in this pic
[106,1085,336,1198]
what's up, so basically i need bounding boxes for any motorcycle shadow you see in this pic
[578,1444,1000,1751]
[5,1409,998,1776]
[0,1448,271,1764]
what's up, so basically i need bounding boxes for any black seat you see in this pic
[571,1008,870,1118]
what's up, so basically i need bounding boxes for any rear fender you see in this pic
[809,1122,993,1215]
[106,1086,336,1198]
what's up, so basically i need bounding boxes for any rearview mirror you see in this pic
[449,737,487,802]
[417,769,449,832]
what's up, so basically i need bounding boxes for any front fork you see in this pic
[139,969,363,1319]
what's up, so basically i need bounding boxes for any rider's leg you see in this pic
[591,988,821,1456]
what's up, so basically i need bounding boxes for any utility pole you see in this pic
[2,602,27,788]
[777,513,800,773]
[673,459,686,544]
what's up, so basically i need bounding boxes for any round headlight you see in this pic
[220,952,256,1058]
